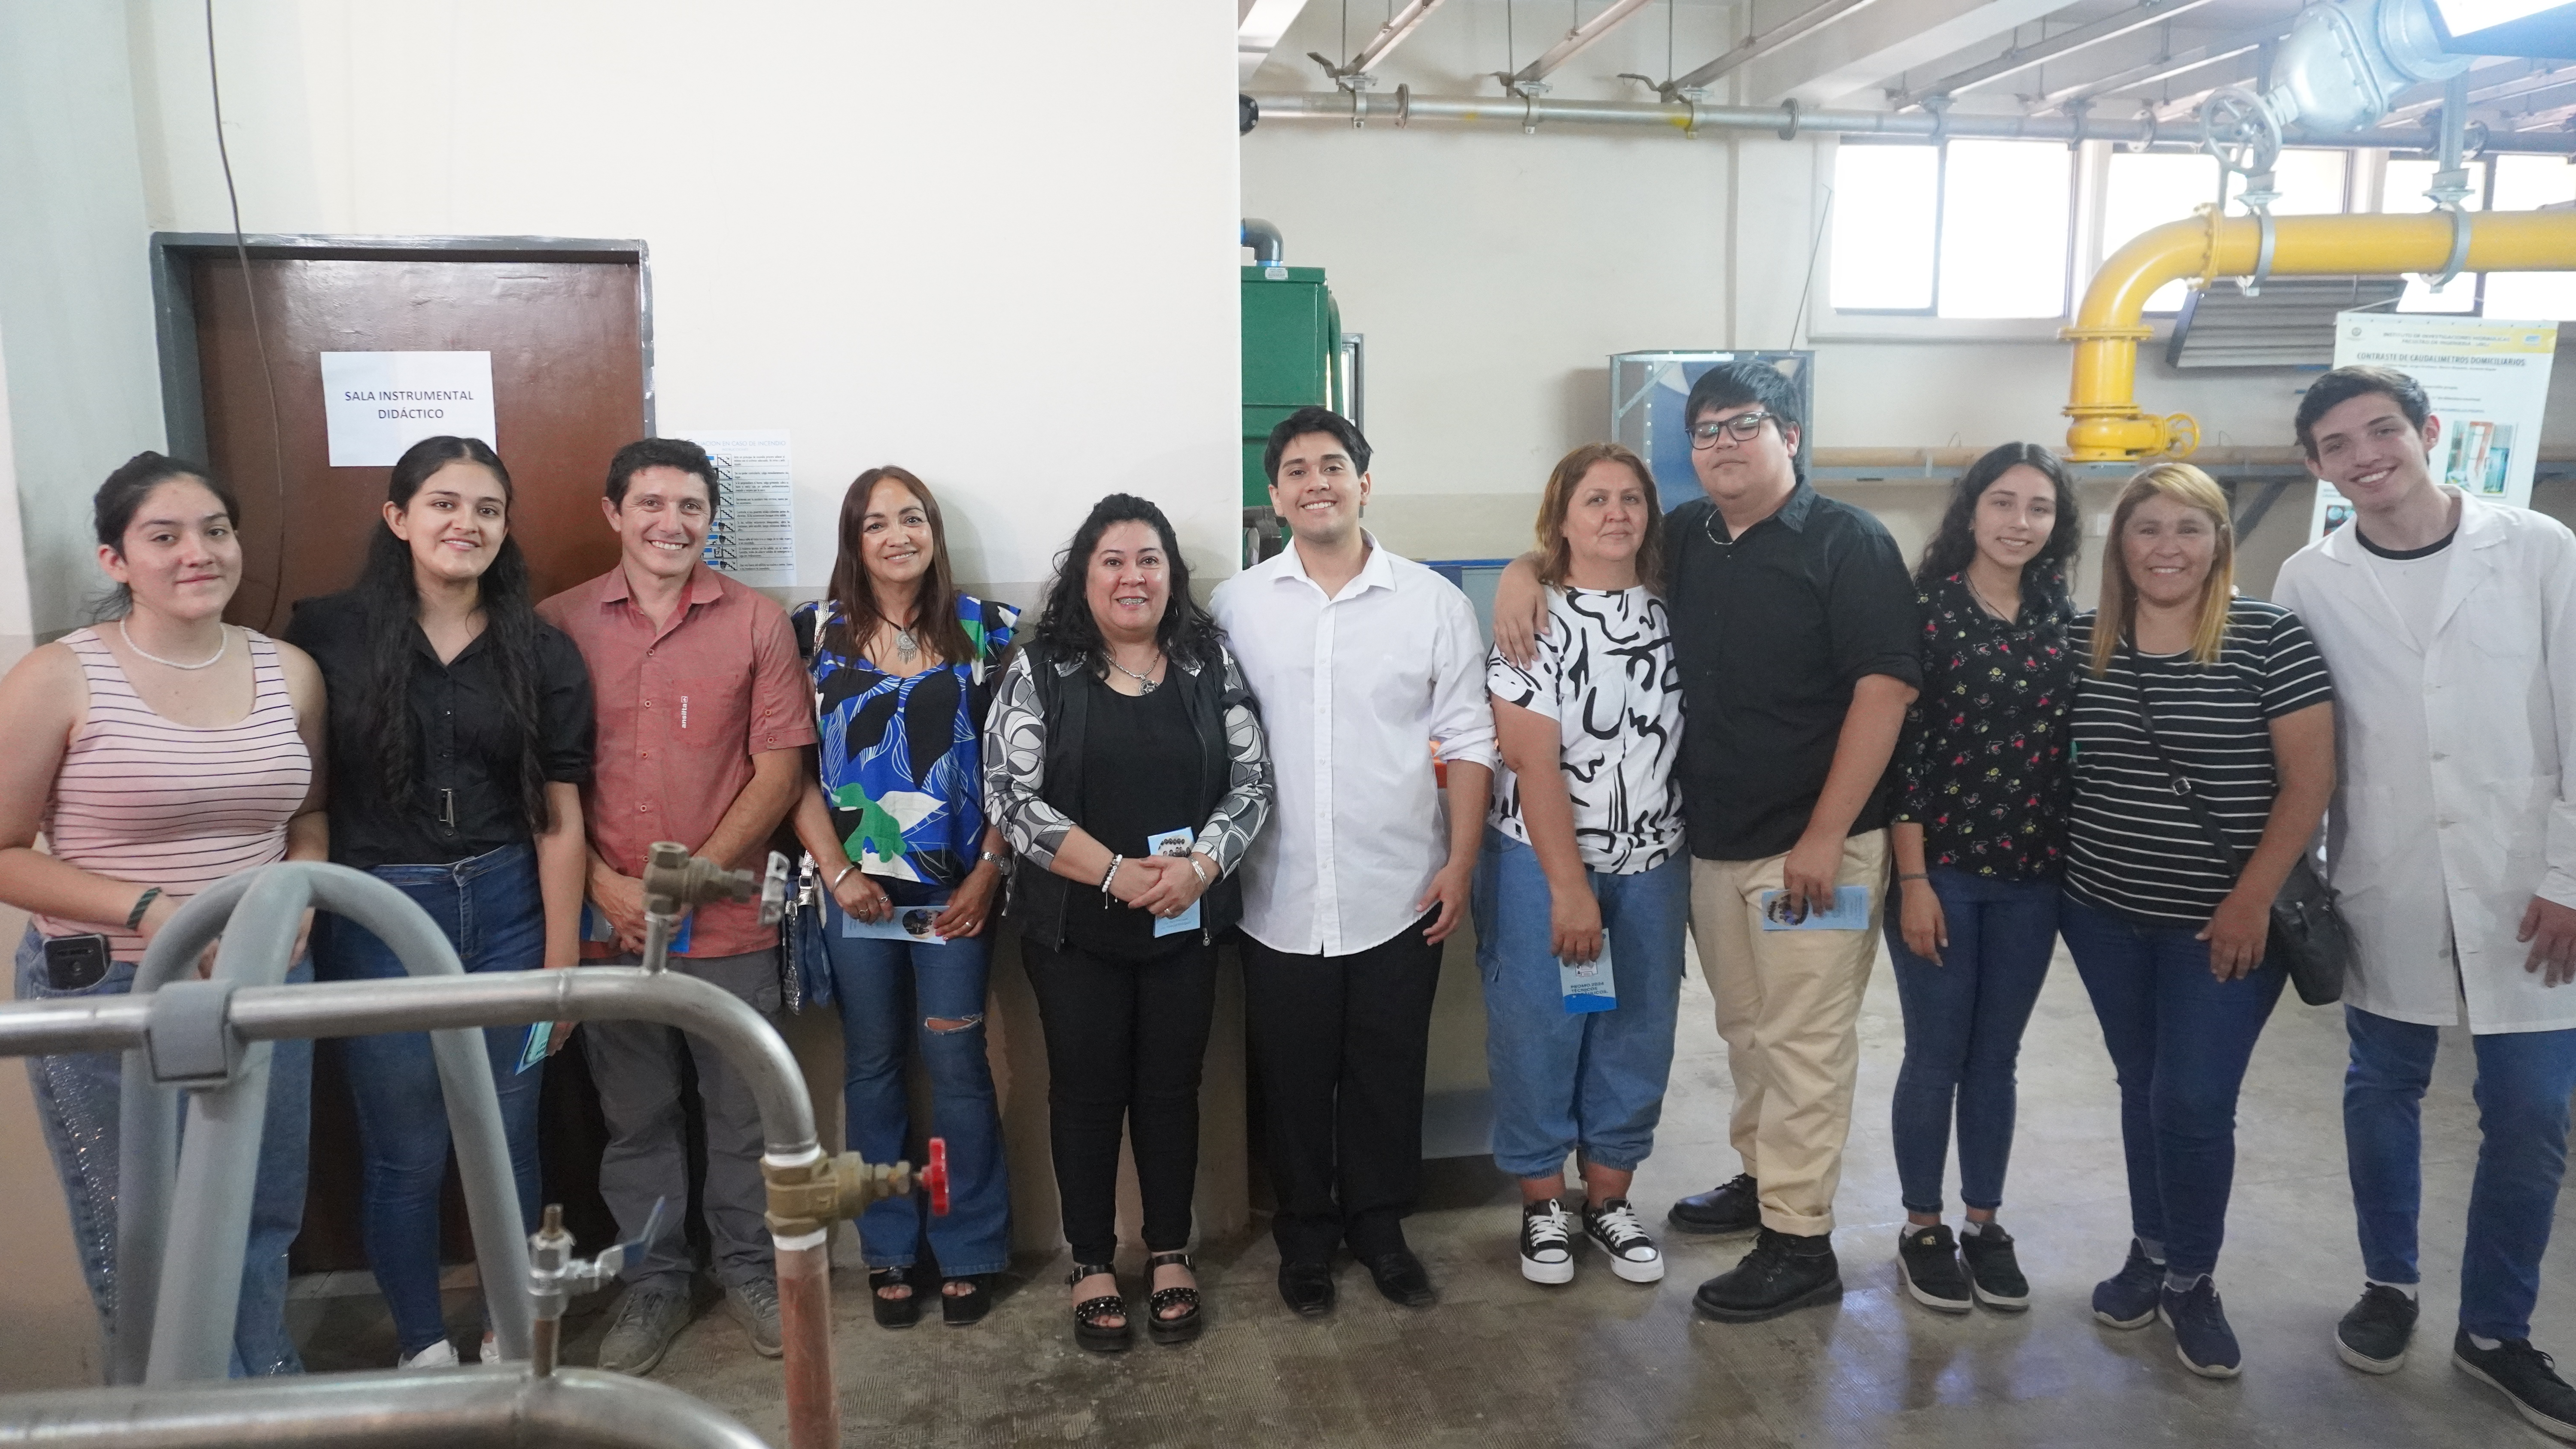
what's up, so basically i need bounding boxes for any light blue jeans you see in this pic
[16,925,313,1376]
[1472,830,1690,1180]
[822,882,1011,1276]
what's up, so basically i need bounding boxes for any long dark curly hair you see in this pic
[350,436,555,835]
[1030,493,1222,672]
[1913,442,2081,600]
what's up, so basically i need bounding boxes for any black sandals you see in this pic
[869,1267,920,1330]
[941,1273,995,1328]
[1146,1251,1203,1346]
[1067,1262,1130,1352]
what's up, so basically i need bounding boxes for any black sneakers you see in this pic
[2335,1284,2420,1374]
[1896,1224,1971,1314]
[2455,1330,2576,1441]
[1668,1174,1762,1237]
[1959,1224,2029,1311]
[1693,1227,1842,1322]
[2092,1239,2163,1330]
[2160,1276,2243,1379]
[1519,1199,1574,1285]
[1582,1198,1665,1283]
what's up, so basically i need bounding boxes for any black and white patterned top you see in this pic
[2064,600,2336,927]
[981,644,1273,876]
[1486,586,1685,875]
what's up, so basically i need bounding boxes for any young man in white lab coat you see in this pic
[2273,366,2576,1441]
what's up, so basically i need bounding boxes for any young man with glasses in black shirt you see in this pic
[1497,361,1920,1321]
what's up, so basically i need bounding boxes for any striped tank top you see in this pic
[36,627,312,959]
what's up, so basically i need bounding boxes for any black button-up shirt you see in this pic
[287,591,596,870]
[1663,482,1922,861]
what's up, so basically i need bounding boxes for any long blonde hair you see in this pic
[2090,462,2234,677]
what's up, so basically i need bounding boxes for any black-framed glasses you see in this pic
[1689,411,1774,449]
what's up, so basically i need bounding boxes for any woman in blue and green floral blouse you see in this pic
[790,465,1015,1329]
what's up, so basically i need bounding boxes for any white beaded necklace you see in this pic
[118,618,228,671]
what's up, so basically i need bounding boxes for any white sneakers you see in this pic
[396,1337,458,1370]
[1521,1197,1667,1285]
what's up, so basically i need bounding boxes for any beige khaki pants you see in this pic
[1689,829,1886,1237]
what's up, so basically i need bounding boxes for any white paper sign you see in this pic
[319,352,497,467]
[675,429,797,588]
[2309,314,2559,540]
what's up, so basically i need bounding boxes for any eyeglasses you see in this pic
[1689,412,1775,449]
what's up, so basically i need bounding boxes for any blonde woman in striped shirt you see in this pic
[0,452,328,1376]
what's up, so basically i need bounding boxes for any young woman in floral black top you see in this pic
[1884,442,2081,1319]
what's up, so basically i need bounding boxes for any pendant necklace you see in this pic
[118,618,228,670]
[1105,650,1163,694]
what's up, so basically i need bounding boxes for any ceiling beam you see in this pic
[1513,0,1659,84]
[1238,0,1316,85]
[1660,0,1888,94]
[1765,0,2071,108]
[2035,21,2281,111]
[1317,0,1448,77]
[1888,0,2223,111]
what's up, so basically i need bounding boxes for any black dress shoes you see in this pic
[1363,1249,1435,1307]
[1278,1259,1335,1317]
[1668,1173,1763,1236]
[1693,1227,1843,1322]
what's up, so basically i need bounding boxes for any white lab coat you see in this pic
[2273,491,2576,1033]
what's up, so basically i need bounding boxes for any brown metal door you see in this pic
[186,248,645,634]
[173,243,643,1275]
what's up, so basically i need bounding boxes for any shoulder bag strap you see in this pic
[2123,643,2251,878]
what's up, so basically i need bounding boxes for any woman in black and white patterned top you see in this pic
[1472,443,1689,1290]
[2060,463,2335,1381]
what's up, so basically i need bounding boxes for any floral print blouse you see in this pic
[1890,571,2077,882]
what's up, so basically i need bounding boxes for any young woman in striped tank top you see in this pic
[0,452,328,1376]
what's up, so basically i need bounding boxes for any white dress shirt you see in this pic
[1211,533,1498,956]
[2274,491,2576,1033]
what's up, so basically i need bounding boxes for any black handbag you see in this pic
[2127,658,2351,1006]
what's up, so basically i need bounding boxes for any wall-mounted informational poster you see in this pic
[318,351,497,467]
[675,428,797,588]
[2309,313,2558,541]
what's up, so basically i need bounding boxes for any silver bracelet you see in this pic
[1186,855,1210,888]
[831,863,859,890]
[1101,854,1123,900]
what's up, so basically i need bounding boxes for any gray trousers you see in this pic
[584,947,781,1291]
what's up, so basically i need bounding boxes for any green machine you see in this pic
[1241,221,1349,564]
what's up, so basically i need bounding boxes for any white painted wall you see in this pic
[125,0,1241,603]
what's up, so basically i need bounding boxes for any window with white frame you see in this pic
[1828,139,2073,319]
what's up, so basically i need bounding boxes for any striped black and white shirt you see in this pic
[2063,600,2335,927]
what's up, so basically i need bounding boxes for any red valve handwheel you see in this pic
[923,1137,951,1217]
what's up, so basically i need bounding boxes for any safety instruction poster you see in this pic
[319,351,495,467]
[677,428,797,587]
[2309,313,2558,540]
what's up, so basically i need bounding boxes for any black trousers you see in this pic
[1023,937,1218,1264]
[1242,912,1445,1262]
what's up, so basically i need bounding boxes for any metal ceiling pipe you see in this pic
[0,1365,767,1448]
[2065,208,2576,459]
[1242,88,2576,152]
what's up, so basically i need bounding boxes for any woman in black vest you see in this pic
[984,493,1273,1352]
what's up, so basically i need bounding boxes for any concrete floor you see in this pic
[288,941,2576,1448]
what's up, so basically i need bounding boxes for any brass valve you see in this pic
[762,1141,950,1237]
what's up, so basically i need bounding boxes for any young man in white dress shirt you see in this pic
[1211,406,1496,1318]
[2272,366,2576,1440]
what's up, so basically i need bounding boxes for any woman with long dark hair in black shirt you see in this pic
[285,435,594,1367]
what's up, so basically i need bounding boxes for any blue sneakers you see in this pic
[2091,1239,2162,1330]
[2160,1276,2243,1379]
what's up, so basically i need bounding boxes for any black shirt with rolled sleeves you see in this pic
[286,591,596,870]
[1661,482,1923,862]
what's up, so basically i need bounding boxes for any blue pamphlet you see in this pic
[1146,828,1201,938]
[1756,885,1872,931]
[582,902,690,955]
[516,1021,552,1074]
[839,893,951,944]
[1559,942,1616,1014]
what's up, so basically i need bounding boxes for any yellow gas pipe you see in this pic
[2063,207,2576,461]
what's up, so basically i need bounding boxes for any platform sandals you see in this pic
[1067,1262,1130,1353]
[1146,1251,1203,1346]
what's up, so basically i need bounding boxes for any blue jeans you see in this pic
[1883,870,2060,1214]
[311,842,546,1355]
[15,925,312,1376]
[2345,1006,2576,1341]
[2059,892,2285,1280]
[1472,830,1690,1180]
[821,882,1010,1276]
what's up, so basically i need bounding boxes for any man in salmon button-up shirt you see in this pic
[537,437,814,1377]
